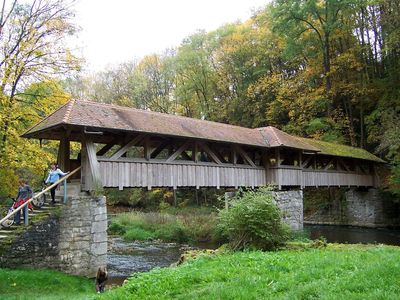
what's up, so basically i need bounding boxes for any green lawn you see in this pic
[0,268,95,300]
[99,244,400,300]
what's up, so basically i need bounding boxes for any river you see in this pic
[304,224,400,246]
[107,238,183,286]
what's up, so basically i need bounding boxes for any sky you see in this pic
[73,0,269,72]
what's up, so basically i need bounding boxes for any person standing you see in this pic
[13,180,33,225]
[45,163,68,205]
[95,266,108,293]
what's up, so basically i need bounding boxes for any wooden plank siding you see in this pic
[98,159,266,189]
[267,167,374,188]
[97,158,375,190]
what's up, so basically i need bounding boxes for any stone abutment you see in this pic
[0,195,107,277]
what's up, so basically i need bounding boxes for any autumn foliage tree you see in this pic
[64,0,399,197]
[0,0,79,197]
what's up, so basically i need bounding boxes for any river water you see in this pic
[304,224,400,246]
[107,238,184,286]
[107,226,400,286]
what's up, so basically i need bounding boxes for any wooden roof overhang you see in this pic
[22,99,384,164]
[23,122,270,151]
[22,99,319,152]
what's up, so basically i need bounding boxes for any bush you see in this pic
[108,222,126,235]
[217,187,289,251]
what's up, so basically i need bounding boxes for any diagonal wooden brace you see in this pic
[166,140,191,162]
[234,145,256,167]
[110,134,145,161]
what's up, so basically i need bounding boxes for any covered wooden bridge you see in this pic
[22,100,384,191]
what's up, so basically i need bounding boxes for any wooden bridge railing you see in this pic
[267,166,375,189]
[0,167,81,227]
[97,159,375,190]
[98,159,266,189]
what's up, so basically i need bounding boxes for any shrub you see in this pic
[108,222,126,235]
[159,201,171,212]
[217,187,290,251]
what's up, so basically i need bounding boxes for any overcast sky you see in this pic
[73,0,269,71]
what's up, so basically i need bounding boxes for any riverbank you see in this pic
[108,206,218,244]
[99,244,400,299]
[0,268,94,300]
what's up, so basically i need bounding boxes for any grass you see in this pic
[108,206,218,243]
[98,244,400,300]
[0,268,95,300]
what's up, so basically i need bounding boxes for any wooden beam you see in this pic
[181,151,192,161]
[96,140,117,156]
[298,151,302,168]
[231,146,237,165]
[262,150,269,168]
[198,142,222,164]
[276,148,281,166]
[110,134,145,161]
[84,139,103,190]
[166,140,191,162]
[210,145,228,163]
[193,142,199,163]
[301,155,313,168]
[144,136,151,160]
[150,140,170,159]
[324,158,335,170]
[57,137,70,172]
[234,145,256,167]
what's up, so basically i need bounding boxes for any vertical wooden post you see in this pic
[193,142,198,163]
[276,148,281,190]
[82,139,102,191]
[80,142,90,191]
[58,137,70,172]
[231,146,237,165]
[298,151,302,168]
[173,188,177,207]
[263,150,270,185]
[144,136,151,161]
[276,148,281,166]
[299,151,303,189]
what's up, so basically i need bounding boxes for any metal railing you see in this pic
[0,166,81,226]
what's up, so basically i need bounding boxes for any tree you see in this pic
[0,0,80,155]
[0,0,79,196]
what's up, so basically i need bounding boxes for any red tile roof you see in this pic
[22,99,383,162]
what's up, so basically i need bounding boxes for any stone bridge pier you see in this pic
[273,190,304,231]
[260,188,399,231]
[0,194,108,277]
[344,188,400,227]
